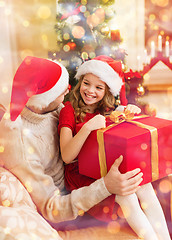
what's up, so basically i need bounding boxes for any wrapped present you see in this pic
[77,113,172,185]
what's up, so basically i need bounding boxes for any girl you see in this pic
[58,56,170,240]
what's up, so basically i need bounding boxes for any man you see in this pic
[0,56,143,239]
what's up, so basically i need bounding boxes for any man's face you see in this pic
[43,88,69,113]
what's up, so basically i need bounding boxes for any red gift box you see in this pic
[77,116,172,185]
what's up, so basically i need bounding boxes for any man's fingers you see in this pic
[127,172,143,185]
[120,177,143,196]
[128,176,143,189]
[124,168,142,180]
[122,186,141,196]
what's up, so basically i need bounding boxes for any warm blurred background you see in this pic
[0,0,172,119]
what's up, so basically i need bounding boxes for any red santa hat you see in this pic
[75,55,128,105]
[10,56,69,121]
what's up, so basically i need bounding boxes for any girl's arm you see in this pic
[60,114,106,164]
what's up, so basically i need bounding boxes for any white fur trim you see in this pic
[75,60,123,96]
[27,61,69,109]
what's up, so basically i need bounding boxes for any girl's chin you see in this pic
[83,99,95,105]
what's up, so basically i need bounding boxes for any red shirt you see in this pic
[58,101,98,136]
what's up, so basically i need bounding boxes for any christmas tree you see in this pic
[49,0,126,86]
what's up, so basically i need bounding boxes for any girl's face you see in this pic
[80,73,106,106]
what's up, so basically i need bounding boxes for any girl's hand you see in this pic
[125,104,141,114]
[84,114,106,132]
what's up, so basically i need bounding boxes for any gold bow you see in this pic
[109,109,135,123]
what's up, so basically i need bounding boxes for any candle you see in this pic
[165,40,169,57]
[169,56,172,63]
[137,55,142,71]
[151,41,155,58]
[158,35,162,52]
[144,49,148,64]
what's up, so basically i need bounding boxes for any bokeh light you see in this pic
[2,86,8,94]
[0,0,5,7]
[3,112,10,120]
[4,8,11,16]
[111,213,118,221]
[107,221,120,234]
[22,20,30,27]
[52,209,59,216]
[20,49,34,60]
[159,9,169,22]
[87,8,105,28]
[143,73,150,82]
[2,200,10,207]
[159,179,171,193]
[0,56,4,64]
[25,181,33,193]
[117,207,125,219]
[141,201,148,210]
[103,206,110,214]
[63,33,70,40]
[89,52,96,59]
[81,51,88,60]
[81,0,87,5]
[0,146,4,153]
[151,0,169,7]
[23,128,30,136]
[72,26,85,39]
[78,209,85,216]
[149,14,156,21]
[63,44,70,52]
[28,146,34,154]
[80,5,86,13]
[141,143,148,150]
[37,6,51,19]
[140,161,147,169]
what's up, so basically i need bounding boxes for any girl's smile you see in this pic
[80,73,106,107]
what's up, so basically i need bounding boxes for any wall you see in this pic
[115,0,145,70]
[0,0,57,108]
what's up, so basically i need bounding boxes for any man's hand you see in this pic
[104,156,143,196]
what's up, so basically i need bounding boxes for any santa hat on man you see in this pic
[75,55,128,106]
[10,56,69,121]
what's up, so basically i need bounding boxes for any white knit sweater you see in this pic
[0,105,110,223]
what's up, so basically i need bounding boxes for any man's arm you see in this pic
[0,119,143,223]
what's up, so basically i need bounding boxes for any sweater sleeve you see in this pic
[0,118,111,223]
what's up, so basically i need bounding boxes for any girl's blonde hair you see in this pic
[70,75,116,122]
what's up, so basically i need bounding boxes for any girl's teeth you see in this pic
[86,93,94,98]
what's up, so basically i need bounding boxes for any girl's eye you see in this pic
[96,86,103,90]
[83,81,89,85]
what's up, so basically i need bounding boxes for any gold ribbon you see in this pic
[97,110,159,181]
